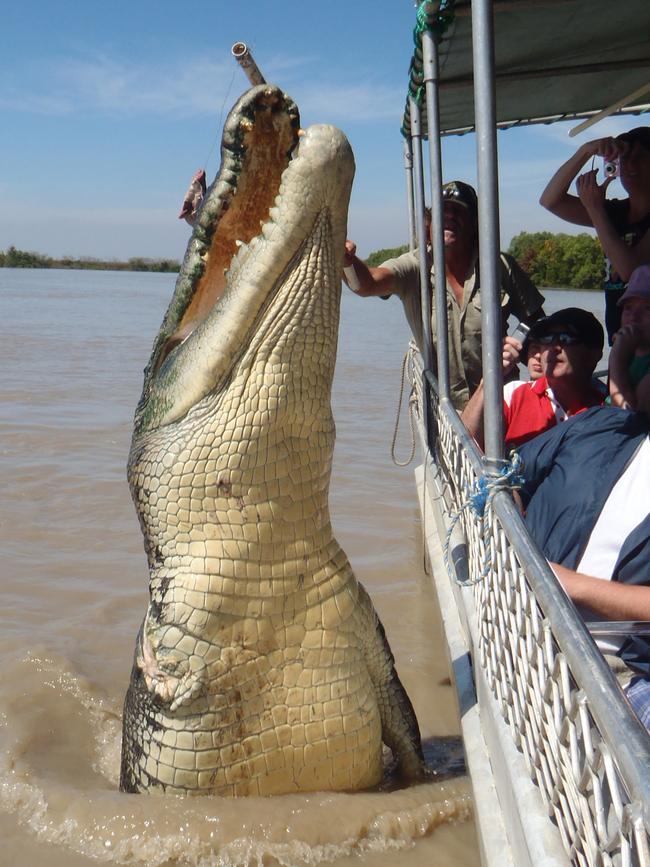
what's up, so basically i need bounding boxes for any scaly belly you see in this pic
[120,633,383,795]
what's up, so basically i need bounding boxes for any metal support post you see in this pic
[409,96,435,448]
[403,138,417,252]
[422,28,450,405]
[471,0,504,466]
[408,97,434,378]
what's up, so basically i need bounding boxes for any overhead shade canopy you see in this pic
[403,0,650,137]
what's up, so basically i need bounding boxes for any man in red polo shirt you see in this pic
[462,307,605,450]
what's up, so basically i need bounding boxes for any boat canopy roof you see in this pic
[403,0,650,137]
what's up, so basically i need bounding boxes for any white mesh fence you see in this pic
[409,349,650,867]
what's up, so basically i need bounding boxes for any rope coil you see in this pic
[443,453,524,586]
[391,348,419,467]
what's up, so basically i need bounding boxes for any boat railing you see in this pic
[398,1,650,861]
[409,345,650,865]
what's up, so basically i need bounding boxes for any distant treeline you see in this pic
[0,246,180,273]
[508,231,602,290]
[4,230,605,288]
[365,231,604,291]
[365,246,409,267]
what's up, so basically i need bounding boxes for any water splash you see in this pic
[0,654,473,866]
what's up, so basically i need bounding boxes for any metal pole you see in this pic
[422,28,450,404]
[231,42,266,86]
[471,0,504,465]
[403,138,417,251]
[409,96,434,384]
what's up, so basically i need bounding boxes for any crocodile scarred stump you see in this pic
[120,84,425,796]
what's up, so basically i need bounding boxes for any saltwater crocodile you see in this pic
[120,84,425,796]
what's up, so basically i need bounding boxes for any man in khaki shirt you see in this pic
[344,181,545,409]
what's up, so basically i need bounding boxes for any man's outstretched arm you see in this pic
[342,241,397,297]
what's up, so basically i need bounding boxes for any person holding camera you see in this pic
[540,126,650,344]
[343,180,545,410]
[461,308,606,451]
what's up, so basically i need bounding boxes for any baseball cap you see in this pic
[616,126,650,152]
[442,181,478,218]
[524,308,604,355]
[618,264,650,305]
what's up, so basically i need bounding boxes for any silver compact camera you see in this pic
[510,321,530,343]
[603,157,619,178]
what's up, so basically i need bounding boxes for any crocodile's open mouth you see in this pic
[133,85,354,437]
[151,86,301,375]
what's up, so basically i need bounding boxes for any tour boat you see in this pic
[401,1,650,864]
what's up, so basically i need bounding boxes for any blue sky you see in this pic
[0,0,642,261]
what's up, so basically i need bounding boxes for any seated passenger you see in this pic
[539,126,650,344]
[626,676,650,729]
[608,263,650,413]
[343,180,545,410]
[518,406,650,729]
[461,308,605,450]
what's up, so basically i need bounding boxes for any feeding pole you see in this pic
[231,43,267,86]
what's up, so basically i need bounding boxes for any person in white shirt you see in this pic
[518,406,650,729]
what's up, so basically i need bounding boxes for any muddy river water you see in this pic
[7,267,586,865]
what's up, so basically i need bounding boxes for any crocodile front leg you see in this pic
[357,585,425,781]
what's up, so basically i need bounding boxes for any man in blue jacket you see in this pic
[518,406,650,725]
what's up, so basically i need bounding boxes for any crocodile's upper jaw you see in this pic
[132,85,354,439]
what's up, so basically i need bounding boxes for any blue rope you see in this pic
[443,453,524,586]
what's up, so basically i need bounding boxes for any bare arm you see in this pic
[460,336,523,450]
[551,562,650,621]
[460,381,486,450]
[539,137,619,226]
[608,326,641,409]
[578,173,650,281]
[343,241,397,297]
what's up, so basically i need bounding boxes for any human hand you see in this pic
[343,240,357,267]
[576,169,612,217]
[581,136,622,161]
[502,336,522,375]
[611,323,641,359]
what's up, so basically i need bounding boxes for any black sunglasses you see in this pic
[537,331,582,346]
